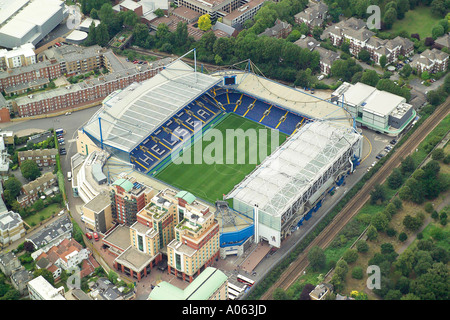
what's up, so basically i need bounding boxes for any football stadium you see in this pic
[80,56,363,250]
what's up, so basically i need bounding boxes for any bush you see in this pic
[351,266,364,280]
[356,240,369,253]
[386,227,397,237]
[343,249,359,264]
[398,232,408,242]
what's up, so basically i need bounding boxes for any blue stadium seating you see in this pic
[128,86,311,173]
[277,112,306,135]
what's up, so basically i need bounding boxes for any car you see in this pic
[65,112,71,115]
[85,233,92,240]
[93,232,99,241]
[390,139,397,145]
[372,161,377,167]
[376,153,384,159]
[58,210,64,216]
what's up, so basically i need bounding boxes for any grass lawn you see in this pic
[24,203,64,227]
[390,6,441,39]
[155,113,288,203]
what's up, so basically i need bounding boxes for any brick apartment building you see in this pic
[110,177,153,226]
[18,149,58,167]
[17,172,58,208]
[11,58,171,117]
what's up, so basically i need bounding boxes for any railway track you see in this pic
[260,98,450,300]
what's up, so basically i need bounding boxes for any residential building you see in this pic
[320,17,366,47]
[0,251,21,276]
[27,275,65,300]
[0,211,25,246]
[258,19,292,39]
[88,277,135,300]
[11,59,171,118]
[112,188,177,281]
[82,191,114,233]
[0,0,66,49]
[321,18,414,65]
[18,148,58,167]
[435,34,450,50]
[222,0,266,28]
[0,60,61,93]
[25,215,72,250]
[294,1,328,30]
[172,6,202,23]
[43,44,105,76]
[411,48,449,73]
[17,172,58,208]
[0,43,36,69]
[167,191,220,283]
[294,37,339,75]
[112,0,169,25]
[34,238,90,280]
[175,0,244,21]
[110,177,154,226]
[309,283,333,300]
[149,267,228,300]
[11,268,33,295]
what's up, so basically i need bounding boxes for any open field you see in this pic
[155,113,288,203]
[390,6,441,39]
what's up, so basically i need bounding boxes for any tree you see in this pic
[371,212,390,231]
[3,176,22,199]
[399,63,412,78]
[388,168,404,189]
[20,160,41,181]
[299,283,315,300]
[273,287,289,300]
[356,240,369,253]
[431,148,445,161]
[154,8,164,17]
[360,69,380,87]
[198,14,212,31]
[358,49,371,63]
[366,225,379,241]
[431,0,447,18]
[400,155,415,175]
[95,23,110,47]
[34,269,54,286]
[432,24,445,40]
[133,23,149,47]
[343,248,359,264]
[379,55,387,68]
[410,262,449,300]
[370,184,386,204]
[383,7,398,29]
[308,246,326,271]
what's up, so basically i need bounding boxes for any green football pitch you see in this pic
[155,113,288,203]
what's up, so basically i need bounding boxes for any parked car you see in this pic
[390,139,397,145]
[93,232,99,241]
[85,233,92,240]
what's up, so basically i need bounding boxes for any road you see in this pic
[259,96,450,300]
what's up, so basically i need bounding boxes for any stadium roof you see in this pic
[83,60,221,153]
[148,267,227,300]
[212,70,354,128]
[226,121,361,217]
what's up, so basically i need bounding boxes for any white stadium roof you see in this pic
[83,60,221,153]
[226,121,361,217]
[212,70,354,128]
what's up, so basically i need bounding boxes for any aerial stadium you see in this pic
[80,53,363,251]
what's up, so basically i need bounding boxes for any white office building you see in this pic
[0,0,67,49]
[27,275,66,300]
